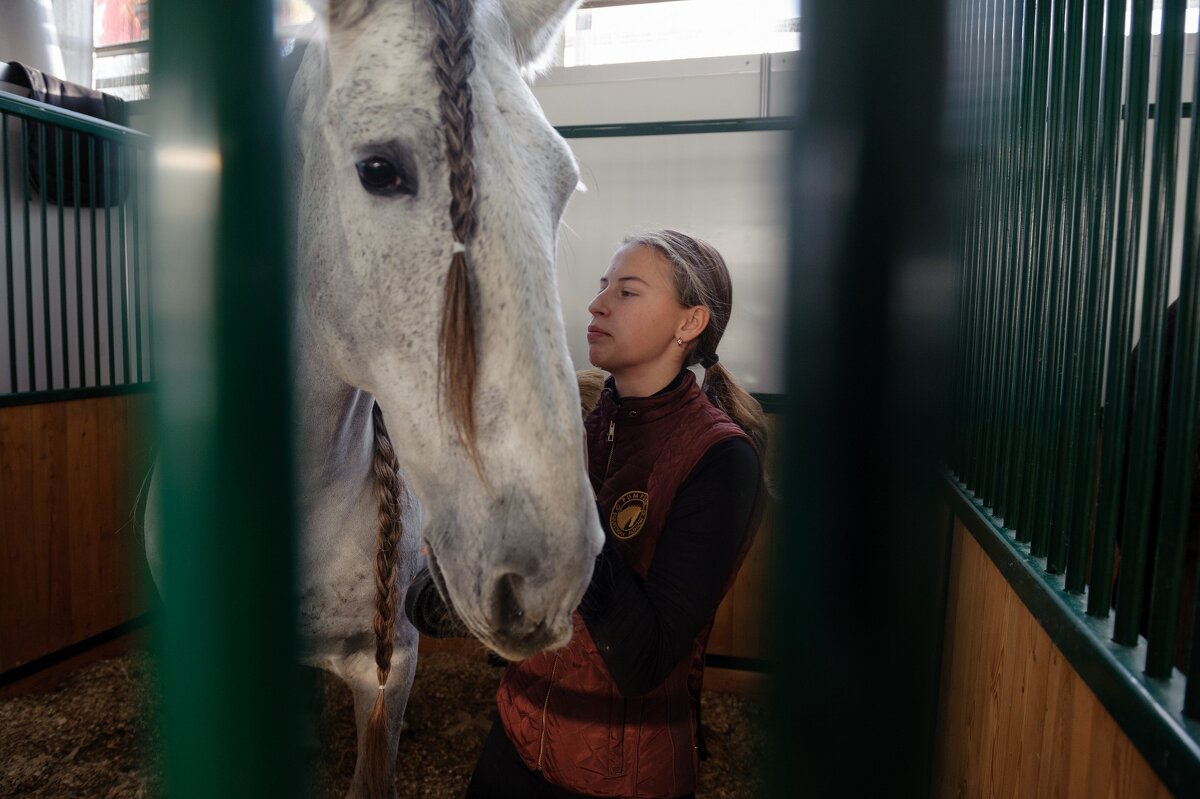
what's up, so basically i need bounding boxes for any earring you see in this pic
[676,338,684,347]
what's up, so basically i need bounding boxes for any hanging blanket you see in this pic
[4,62,128,207]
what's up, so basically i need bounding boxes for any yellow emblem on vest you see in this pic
[609,491,649,539]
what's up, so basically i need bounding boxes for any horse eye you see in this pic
[355,156,414,197]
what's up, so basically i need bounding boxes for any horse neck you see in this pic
[295,340,378,500]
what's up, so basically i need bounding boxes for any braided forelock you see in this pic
[428,0,483,470]
[364,402,405,799]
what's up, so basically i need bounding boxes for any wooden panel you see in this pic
[0,394,154,680]
[707,498,774,663]
[934,520,1174,799]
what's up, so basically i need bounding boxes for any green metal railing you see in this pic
[951,0,1200,791]
[0,90,152,406]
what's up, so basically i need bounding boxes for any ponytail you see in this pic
[702,362,770,458]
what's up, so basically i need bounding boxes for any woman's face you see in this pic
[586,244,689,375]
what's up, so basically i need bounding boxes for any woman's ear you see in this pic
[678,306,710,343]
[499,0,581,65]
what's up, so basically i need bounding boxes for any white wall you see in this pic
[533,52,798,395]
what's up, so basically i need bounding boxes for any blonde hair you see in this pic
[621,230,770,455]
[576,368,607,418]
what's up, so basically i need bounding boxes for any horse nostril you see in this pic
[492,572,526,628]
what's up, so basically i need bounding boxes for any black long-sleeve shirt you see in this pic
[578,435,762,697]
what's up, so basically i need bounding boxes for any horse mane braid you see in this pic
[365,402,404,799]
[428,0,482,467]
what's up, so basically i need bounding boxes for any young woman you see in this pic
[406,229,768,799]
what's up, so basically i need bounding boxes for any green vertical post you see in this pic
[1145,38,1198,670]
[103,141,114,384]
[130,147,143,382]
[1114,0,1187,648]
[3,112,15,391]
[1026,0,1068,557]
[977,0,1004,506]
[22,120,35,390]
[956,0,986,488]
[1137,0,1195,676]
[73,133,84,385]
[1010,0,1053,540]
[117,144,129,384]
[1088,0,1153,618]
[151,0,301,797]
[981,0,1018,513]
[89,135,100,386]
[38,123,51,390]
[1045,0,1086,574]
[55,128,68,387]
[1001,0,1034,532]
[1063,0,1118,593]
[772,0,951,793]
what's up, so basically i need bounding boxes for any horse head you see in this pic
[290,0,602,661]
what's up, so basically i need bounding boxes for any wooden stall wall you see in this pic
[0,393,155,697]
[934,519,1173,799]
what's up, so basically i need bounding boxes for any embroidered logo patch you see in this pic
[609,491,649,539]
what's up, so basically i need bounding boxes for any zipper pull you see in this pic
[607,420,615,442]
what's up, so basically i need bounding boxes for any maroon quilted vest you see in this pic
[496,371,760,798]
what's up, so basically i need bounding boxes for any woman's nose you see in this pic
[587,293,606,316]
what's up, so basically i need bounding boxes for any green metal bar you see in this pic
[89,135,100,386]
[73,132,84,386]
[985,0,1013,509]
[117,144,130,384]
[949,0,974,478]
[995,0,1037,526]
[1064,0,1120,594]
[3,112,16,393]
[979,0,1017,511]
[1183,8,1200,719]
[22,119,35,391]
[1142,0,1200,676]
[131,148,143,382]
[152,0,300,796]
[973,0,1003,501]
[1114,0,1187,648]
[967,0,994,498]
[554,116,796,138]
[997,0,1039,528]
[953,0,987,486]
[1009,0,1054,540]
[1026,0,1067,557]
[1088,0,1153,619]
[141,150,153,379]
[55,127,68,387]
[0,93,149,146]
[38,122,52,391]
[1045,0,1087,574]
[103,140,114,385]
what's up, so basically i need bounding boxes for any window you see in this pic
[562,0,800,68]
[90,0,316,101]
[92,0,149,100]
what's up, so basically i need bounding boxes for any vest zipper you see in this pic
[603,420,616,480]
[536,653,560,771]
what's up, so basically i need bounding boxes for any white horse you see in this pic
[146,0,602,796]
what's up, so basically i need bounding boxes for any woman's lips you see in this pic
[586,326,609,342]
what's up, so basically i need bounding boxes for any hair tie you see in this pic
[451,240,466,254]
[700,352,719,369]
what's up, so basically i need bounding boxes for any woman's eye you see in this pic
[355,156,414,197]
[621,290,636,297]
